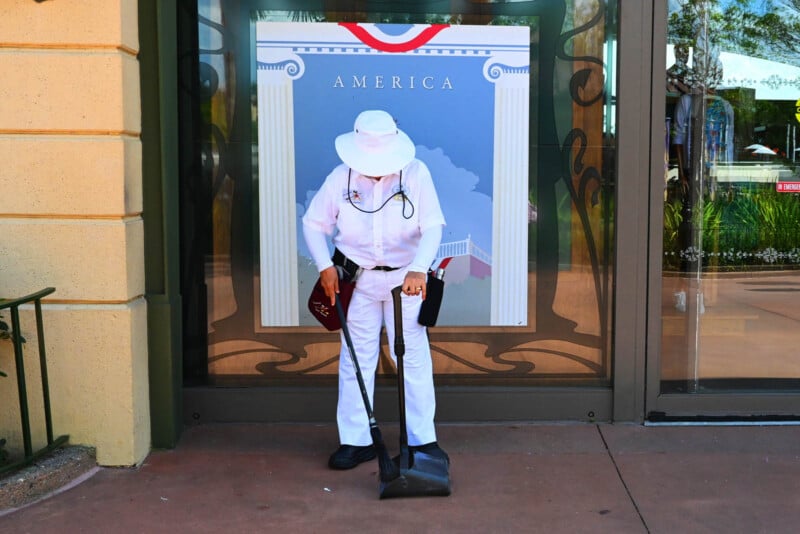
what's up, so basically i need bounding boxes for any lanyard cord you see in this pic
[346,168,415,219]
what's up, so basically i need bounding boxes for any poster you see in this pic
[255,21,531,327]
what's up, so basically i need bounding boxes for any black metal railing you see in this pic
[0,287,68,474]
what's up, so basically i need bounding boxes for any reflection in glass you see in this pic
[662,0,800,393]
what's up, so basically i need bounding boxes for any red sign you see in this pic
[776,182,800,192]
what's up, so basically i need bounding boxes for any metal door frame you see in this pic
[610,1,654,422]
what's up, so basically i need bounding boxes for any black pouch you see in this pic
[418,269,445,326]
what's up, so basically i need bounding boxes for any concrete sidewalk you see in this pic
[2,422,800,533]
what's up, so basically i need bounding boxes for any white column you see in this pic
[256,56,304,326]
[484,59,530,326]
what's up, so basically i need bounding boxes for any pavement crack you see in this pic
[596,425,650,533]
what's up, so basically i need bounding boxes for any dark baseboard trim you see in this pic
[183,385,613,424]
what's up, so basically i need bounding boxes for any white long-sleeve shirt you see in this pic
[302,159,446,273]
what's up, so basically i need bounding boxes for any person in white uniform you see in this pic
[302,109,448,470]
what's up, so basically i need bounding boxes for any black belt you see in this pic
[333,249,398,274]
[332,248,361,278]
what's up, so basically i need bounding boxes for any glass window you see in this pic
[662,0,800,393]
[179,0,618,388]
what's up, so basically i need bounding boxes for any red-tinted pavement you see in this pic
[3,422,800,533]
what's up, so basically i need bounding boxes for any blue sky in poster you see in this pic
[292,51,496,256]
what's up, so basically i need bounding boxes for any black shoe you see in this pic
[328,445,376,470]
[410,442,450,465]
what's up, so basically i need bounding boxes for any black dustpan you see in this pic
[380,286,451,499]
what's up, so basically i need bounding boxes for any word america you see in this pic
[333,75,454,90]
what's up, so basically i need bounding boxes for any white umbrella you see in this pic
[750,146,777,155]
[745,143,773,151]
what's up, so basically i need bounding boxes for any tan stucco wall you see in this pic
[0,0,149,466]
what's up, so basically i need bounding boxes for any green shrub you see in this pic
[663,186,800,270]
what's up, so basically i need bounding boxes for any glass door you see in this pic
[649,0,800,420]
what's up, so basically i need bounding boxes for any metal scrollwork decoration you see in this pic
[555,0,612,353]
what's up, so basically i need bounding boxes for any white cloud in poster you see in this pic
[415,146,492,253]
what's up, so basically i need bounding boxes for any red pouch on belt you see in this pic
[308,275,356,331]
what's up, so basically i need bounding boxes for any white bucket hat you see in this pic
[335,110,415,177]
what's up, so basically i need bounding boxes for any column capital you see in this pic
[483,53,530,85]
[256,52,305,80]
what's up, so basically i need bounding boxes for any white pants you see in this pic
[337,268,437,447]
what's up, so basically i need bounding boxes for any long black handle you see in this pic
[390,286,409,469]
[335,295,398,483]
[335,296,375,421]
